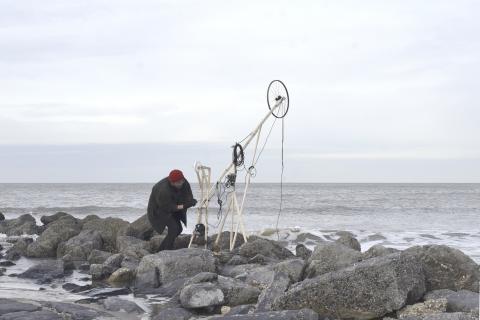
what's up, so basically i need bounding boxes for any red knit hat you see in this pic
[168,169,184,183]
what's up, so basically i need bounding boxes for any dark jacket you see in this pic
[147,177,195,234]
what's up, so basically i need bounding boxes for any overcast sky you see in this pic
[0,0,479,182]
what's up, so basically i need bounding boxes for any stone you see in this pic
[83,287,131,297]
[295,244,312,260]
[115,235,151,259]
[304,242,363,278]
[0,310,63,320]
[0,214,39,236]
[238,238,295,260]
[5,237,33,260]
[227,255,249,265]
[135,248,216,288]
[149,234,167,252]
[397,299,447,318]
[256,271,290,312]
[0,298,41,314]
[45,302,102,320]
[152,307,192,320]
[363,244,399,259]
[184,272,218,286]
[107,267,135,284]
[217,275,261,306]
[209,231,247,251]
[0,261,15,267]
[82,216,130,252]
[219,308,319,320]
[17,260,66,284]
[220,264,275,288]
[180,282,224,308]
[40,212,70,225]
[424,289,479,314]
[124,214,156,240]
[62,283,92,293]
[102,296,144,314]
[58,229,103,261]
[273,252,426,320]
[61,254,75,270]
[274,259,305,283]
[87,249,113,264]
[26,216,82,258]
[336,232,361,251]
[120,255,140,271]
[397,313,478,320]
[404,245,480,292]
[225,304,255,315]
[0,212,4,221]
[103,253,124,273]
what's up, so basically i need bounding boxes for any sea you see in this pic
[1,183,479,263]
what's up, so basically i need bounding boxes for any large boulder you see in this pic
[5,237,33,260]
[363,244,399,259]
[57,229,103,261]
[273,251,426,320]
[180,282,224,308]
[116,235,151,259]
[424,289,479,314]
[135,248,217,289]
[0,214,39,236]
[123,214,156,240]
[209,231,247,251]
[26,216,82,258]
[335,232,361,251]
[404,245,479,292]
[82,217,129,252]
[217,275,261,306]
[238,238,295,260]
[304,242,363,278]
[40,212,70,226]
[87,249,113,264]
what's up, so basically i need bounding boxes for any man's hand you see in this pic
[176,204,184,210]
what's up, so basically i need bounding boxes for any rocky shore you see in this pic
[0,212,479,319]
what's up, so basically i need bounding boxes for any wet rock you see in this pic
[103,253,124,273]
[135,248,216,289]
[120,254,140,271]
[0,310,63,320]
[26,216,82,258]
[45,302,103,320]
[363,244,399,259]
[335,232,361,251]
[87,249,113,265]
[180,282,224,308]
[82,216,130,252]
[0,214,39,236]
[62,283,92,293]
[5,237,33,260]
[152,307,193,320]
[0,298,41,314]
[0,212,4,221]
[217,275,261,306]
[107,267,135,284]
[18,260,66,284]
[304,242,363,278]
[89,264,108,280]
[219,308,319,320]
[173,234,192,249]
[116,235,151,259]
[61,254,75,270]
[238,238,295,260]
[40,212,70,226]
[273,252,426,319]
[0,261,15,267]
[0,268,6,276]
[395,312,478,320]
[149,234,167,252]
[424,289,479,314]
[404,245,480,292]
[83,286,131,298]
[58,229,103,261]
[102,296,144,314]
[295,244,312,260]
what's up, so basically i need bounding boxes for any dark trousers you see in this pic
[158,214,183,251]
